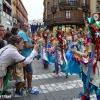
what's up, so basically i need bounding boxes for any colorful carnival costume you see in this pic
[41,29,50,68]
[51,29,68,77]
[66,12,100,100]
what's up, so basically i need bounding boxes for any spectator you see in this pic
[18,23,39,94]
[0,25,6,48]
[0,25,11,97]
[0,35,40,96]
[12,51,26,96]
[3,31,12,45]
[11,26,19,35]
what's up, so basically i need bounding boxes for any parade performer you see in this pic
[66,12,100,100]
[41,27,50,68]
[51,27,68,77]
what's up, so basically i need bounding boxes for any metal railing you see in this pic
[16,3,28,21]
[81,3,89,10]
[59,1,79,9]
[46,17,84,25]
[51,5,57,14]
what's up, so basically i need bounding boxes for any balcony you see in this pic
[59,1,79,10]
[12,13,23,23]
[3,0,12,10]
[81,3,89,11]
[16,3,28,21]
[51,5,57,14]
[46,17,84,26]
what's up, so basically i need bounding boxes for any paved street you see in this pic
[6,59,97,100]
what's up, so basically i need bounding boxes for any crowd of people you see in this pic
[0,23,40,97]
[0,13,100,100]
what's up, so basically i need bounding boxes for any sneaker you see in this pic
[2,90,12,99]
[24,86,28,90]
[54,73,59,77]
[29,88,39,95]
[15,89,23,96]
[2,90,11,95]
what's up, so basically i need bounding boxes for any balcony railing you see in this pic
[3,0,12,9]
[46,17,84,26]
[81,3,89,10]
[59,1,79,9]
[12,13,23,23]
[51,5,57,14]
[16,3,28,21]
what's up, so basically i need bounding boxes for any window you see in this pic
[83,12,86,19]
[66,10,70,18]
[59,0,62,3]
[66,0,76,6]
[54,0,56,5]
[83,0,85,4]
[6,20,12,26]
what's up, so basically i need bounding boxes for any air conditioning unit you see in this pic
[13,18,17,24]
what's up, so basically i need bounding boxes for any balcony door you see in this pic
[83,0,86,4]
[66,10,71,21]
[54,0,56,6]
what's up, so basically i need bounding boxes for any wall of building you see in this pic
[44,0,90,30]
[16,0,28,27]
[90,0,97,15]
[1,14,12,29]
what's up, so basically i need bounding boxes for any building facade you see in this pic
[12,0,28,27]
[43,0,90,31]
[90,0,100,15]
[0,0,13,30]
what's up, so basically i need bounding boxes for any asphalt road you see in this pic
[5,59,97,100]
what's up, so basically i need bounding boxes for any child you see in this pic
[12,52,26,96]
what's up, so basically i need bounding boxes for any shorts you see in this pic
[24,63,33,73]
[16,79,25,83]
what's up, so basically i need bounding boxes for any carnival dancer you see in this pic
[67,13,100,100]
[52,27,68,77]
[41,27,50,68]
